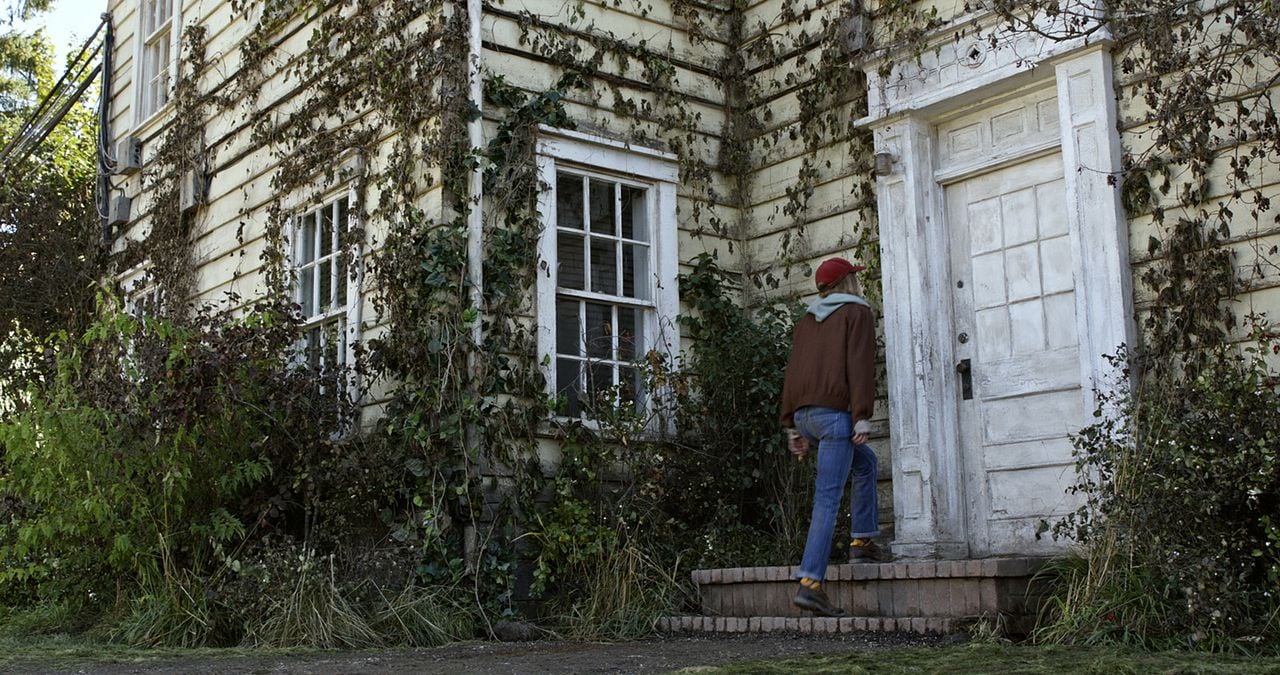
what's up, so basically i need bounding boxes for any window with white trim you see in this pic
[127,282,163,318]
[536,130,679,420]
[121,266,162,317]
[138,0,178,120]
[291,194,359,371]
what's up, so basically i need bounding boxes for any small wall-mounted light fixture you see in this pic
[873,152,895,176]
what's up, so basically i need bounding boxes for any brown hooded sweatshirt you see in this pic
[778,299,876,428]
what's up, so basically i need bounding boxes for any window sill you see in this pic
[534,415,673,445]
[132,100,176,143]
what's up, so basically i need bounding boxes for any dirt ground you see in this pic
[7,632,961,674]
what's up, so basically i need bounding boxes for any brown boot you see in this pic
[792,580,847,617]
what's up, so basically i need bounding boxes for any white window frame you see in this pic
[120,263,162,317]
[286,187,363,373]
[134,0,181,125]
[534,127,679,422]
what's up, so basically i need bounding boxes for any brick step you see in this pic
[658,615,958,635]
[690,557,1049,627]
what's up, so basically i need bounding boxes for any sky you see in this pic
[16,1,107,67]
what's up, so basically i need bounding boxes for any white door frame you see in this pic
[857,21,1134,559]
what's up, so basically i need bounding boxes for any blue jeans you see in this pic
[792,405,880,582]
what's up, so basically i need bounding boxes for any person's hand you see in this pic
[852,419,870,446]
[787,429,810,458]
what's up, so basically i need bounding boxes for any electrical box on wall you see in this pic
[840,13,869,56]
[115,137,143,175]
[107,195,132,228]
[179,169,208,212]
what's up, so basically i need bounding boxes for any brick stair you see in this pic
[659,557,1050,636]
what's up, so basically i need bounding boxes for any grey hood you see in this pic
[806,293,870,322]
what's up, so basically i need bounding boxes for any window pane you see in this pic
[305,326,321,369]
[156,0,172,29]
[557,231,585,290]
[556,358,581,417]
[585,363,615,414]
[300,268,315,317]
[617,306,641,361]
[585,302,612,360]
[337,255,348,307]
[556,298,580,356]
[144,36,171,115]
[621,185,647,241]
[337,198,349,241]
[300,213,317,264]
[556,172,584,230]
[319,260,332,313]
[589,237,618,295]
[158,37,170,100]
[619,366,641,411]
[322,322,337,368]
[324,327,339,370]
[623,243,649,300]
[589,179,615,235]
[146,0,165,35]
[320,205,334,257]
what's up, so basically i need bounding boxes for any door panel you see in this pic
[947,151,1082,556]
[980,389,1084,444]
[988,464,1077,518]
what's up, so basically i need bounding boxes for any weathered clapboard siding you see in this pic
[107,3,440,288]
[481,0,741,271]
[736,0,883,303]
[103,0,749,438]
[105,1,450,435]
[99,0,1278,561]
[1114,8,1280,350]
[731,0,895,531]
[1116,33,1280,339]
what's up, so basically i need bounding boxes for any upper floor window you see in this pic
[292,194,360,371]
[138,0,178,120]
[535,129,679,420]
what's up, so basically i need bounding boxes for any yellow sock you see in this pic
[851,538,871,547]
[799,577,821,590]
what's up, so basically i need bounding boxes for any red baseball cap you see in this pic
[814,258,865,288]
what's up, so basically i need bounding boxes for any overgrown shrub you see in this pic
[664,254,810,567]
[1042,330,1280,649]
[524,256,808,633]
[0,257,819,645]
[0,300,361,643]
[525,419,682,637]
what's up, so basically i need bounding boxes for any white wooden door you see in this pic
[946,151,1083,557]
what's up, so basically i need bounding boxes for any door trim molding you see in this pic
[860,43,1134,559]
[935,142,1061,186]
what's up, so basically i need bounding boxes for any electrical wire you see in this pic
[0,15,108,178]
[96,14,116,235]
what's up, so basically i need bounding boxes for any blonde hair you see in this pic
[818,273,861,298]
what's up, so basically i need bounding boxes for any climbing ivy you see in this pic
[120,25,210,312]
[73,0,935,642]
[983,0,1279,366]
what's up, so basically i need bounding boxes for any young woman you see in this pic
[779,257,887,618]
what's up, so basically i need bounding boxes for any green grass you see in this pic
[677,643,1280,674]
[0,634,318,669]
[0,635,317,666]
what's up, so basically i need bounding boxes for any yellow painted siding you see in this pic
[1113,2,1280,346]
[97,0,1275,547]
